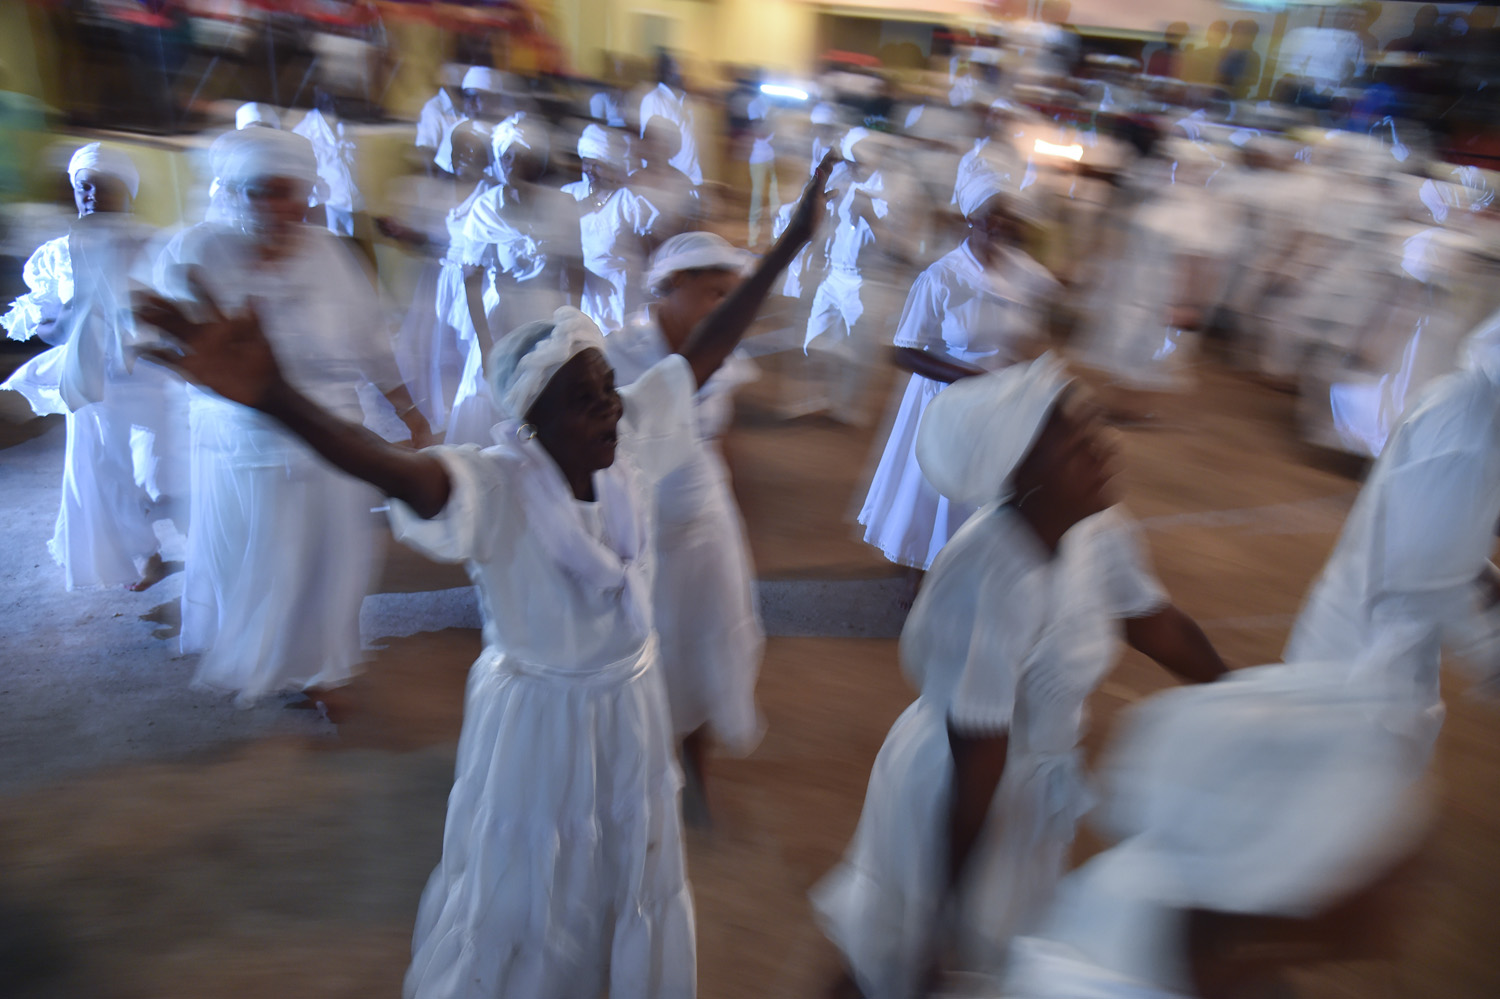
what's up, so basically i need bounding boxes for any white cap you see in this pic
[645,231,751,297]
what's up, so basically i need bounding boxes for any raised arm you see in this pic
[679,152,837,387]
[134,276,452,519]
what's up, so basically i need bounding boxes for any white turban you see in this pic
[235,102,281,130]
[67,143,139,199]
[1093,645,1432,918]
[810,102,838,126]
[492,112,550,166]
[488,308,609,422]
[434,117,492,174]
[916,354,1073,506]
[646,231,751,297]
[216,128,320,191]
[461,66,505,94]
[577,124,627,169]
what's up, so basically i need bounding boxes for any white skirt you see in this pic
[811,699,1090,999]
[858,374,977,570]
[404,640,696,999]
[393,259,471,434]
[651,447,764,754]
[183,399,379,705]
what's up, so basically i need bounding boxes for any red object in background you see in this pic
[823,50,881,69]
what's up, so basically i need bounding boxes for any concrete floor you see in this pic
[1,356,1498,998]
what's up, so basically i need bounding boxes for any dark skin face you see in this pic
[240,175,311,246]
[450,127,493,184]
[1011,388,1120,542]
[967,201,1024,266]
[73,169,131,217]
[525,348,625,501]
[656,268,738,352]
[581,157,622,195]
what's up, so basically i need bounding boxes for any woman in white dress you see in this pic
[154,128,432,710]
[605,232,765,826]
[632,115,702,241]
[813,355,1227,999]
[566,124,662,334]
[136,157,834,999]
[3,144,179,591]
[997,640,1430,999]
[858,154,1057,590]
[382,120,499,444]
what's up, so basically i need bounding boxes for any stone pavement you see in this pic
[1,359,1497,998]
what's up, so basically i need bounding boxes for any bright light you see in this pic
[1034,139,1084,162]
[760,84,809,101]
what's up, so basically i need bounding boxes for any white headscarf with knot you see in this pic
[488,307,609,422]
[916,353,1073,506]
[577,123,627,169]
[645,231,750,297]
[217,128,321,193]
[492,112,550,167]
[68,143,140,199]
[954,152,1039,222]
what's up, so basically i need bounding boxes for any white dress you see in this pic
[3,235,72,417]
[463,180,580,347]
[812,506,1167,999]
[293,109,362,236]
[858,243,1056,569]
[391,181,496,442]
[605,310,765,753]
[803,200,877,355]
[416,89,463,155]
[1285,358,1500,742]
[637,83,703,187]
[390,355,700,999]
[568,181,661,334]
[155,223,400,704]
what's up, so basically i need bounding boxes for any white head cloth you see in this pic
[953,152,1037,221]
[488,307,609,422]
[434,117,492,174]
[646,231,750,297]
[810,102,838,126]
[916,353,1072,506]
[217,128,320,191]
[578,124,627,169]
[1093,641,1432,918]
[67,143,140,199]
[1461,305,1500,385]
[492,112,550,166]
[235,102,280,130]
[461,66,504,93]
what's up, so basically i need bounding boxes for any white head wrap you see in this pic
[488,308,609,422]
[954,153,1034,221]
[461,66,505,94]
[216,128,320,192]
[235,102,280,130]
[67,143,140,199]
[916,354,1073,506]
[434,118,492,174]
[577,124,627,169]
[1093,645,1432,918]
[492,112,550,167]
[646,232,751,297]
[810,102,838,126]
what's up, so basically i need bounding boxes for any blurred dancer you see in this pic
[637,55,703,186]
[633,115,702,240]
[858,156,1056,596]
[136,158,834,999]
[153,128,430,711]
[205,102,283,226]
[293,92,362,237]
[566,124,661,334]
[3,144,179,591]
[813,357,1225,999]
[745,92,779,250]
[997,640,1429,999]
[1283,308,1500,764]
[606,232,765,828]
[415,65,465,169]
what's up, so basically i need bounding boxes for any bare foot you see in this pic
[128,554,168,592]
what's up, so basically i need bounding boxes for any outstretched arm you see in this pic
[892,346,984,384]
[679,152,838,387]
[135,276,452,519]
[1125,604,1228,684]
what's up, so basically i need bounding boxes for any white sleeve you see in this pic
[948,577,1043,734]
[1089,509,1169,619]
[891,264,948,351]
[388,445,512,563]
[618,353,697,483]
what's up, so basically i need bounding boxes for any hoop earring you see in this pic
[517,423,538,443]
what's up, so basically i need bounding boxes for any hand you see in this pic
[133,269,286,412]
[781,151,840,250]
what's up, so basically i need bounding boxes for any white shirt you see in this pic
[293,109,362,212]
[637,83,703,186]
[2,235,72,343]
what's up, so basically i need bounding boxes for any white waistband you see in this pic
[479,635,656,687]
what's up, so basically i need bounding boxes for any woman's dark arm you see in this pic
[679,153,837,387]
[1125,604,1228,684]
[893,346,984,384]
[946,724,1010,890]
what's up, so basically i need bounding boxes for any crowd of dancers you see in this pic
[5,42,1500,999]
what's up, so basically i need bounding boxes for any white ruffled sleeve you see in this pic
[1089,508,1169,619]
[388,445,515,564]
[947,574,1043,734]
[891,262,948,351]
[618,353,697,484]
